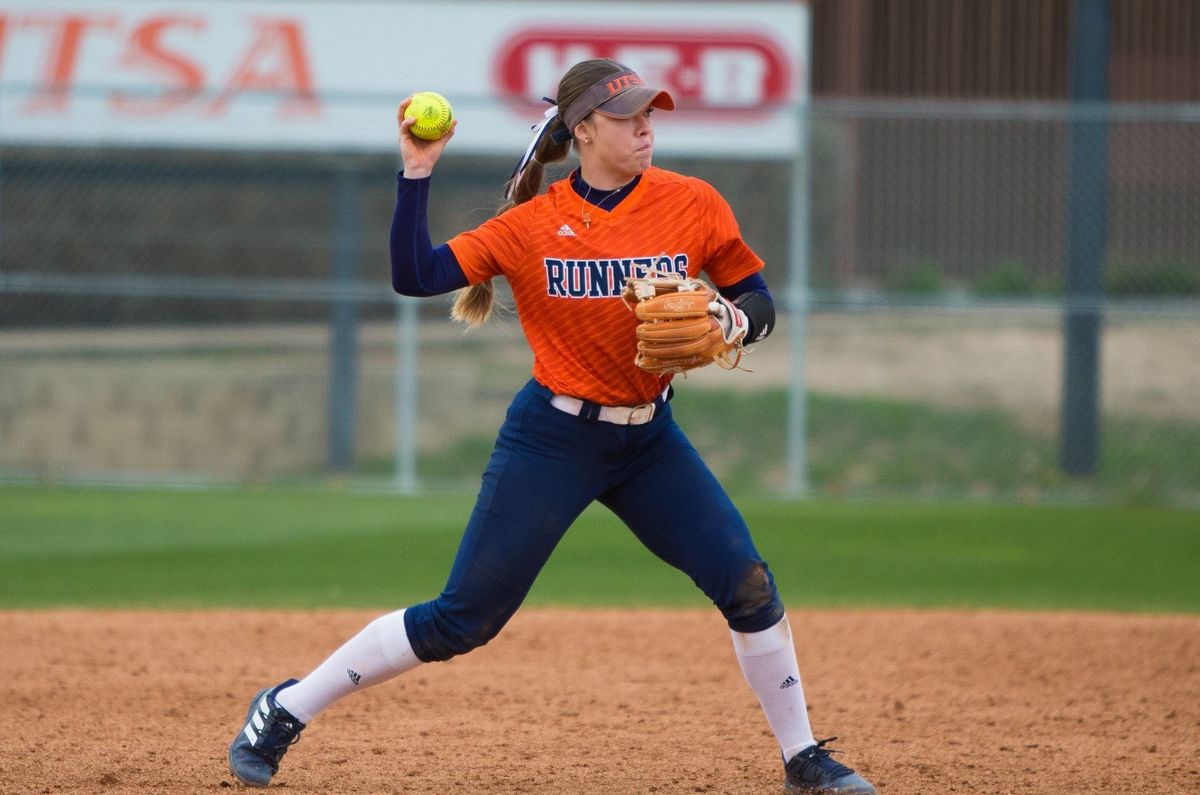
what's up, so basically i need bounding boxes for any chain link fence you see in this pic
[1,101,1197,505]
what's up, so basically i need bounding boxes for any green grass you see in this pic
[365,390,1200,506]
[2,484,1197,613]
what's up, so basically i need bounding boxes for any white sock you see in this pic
[274,609,422,724]
[731,614,816,762]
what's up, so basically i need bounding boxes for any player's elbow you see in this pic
[392,272,421,297]
[391,265,435,297]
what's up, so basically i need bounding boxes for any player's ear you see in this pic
[574,120,594,145]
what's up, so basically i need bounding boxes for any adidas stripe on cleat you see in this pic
[228,679,305,788]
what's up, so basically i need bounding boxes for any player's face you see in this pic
[582,108,655,187]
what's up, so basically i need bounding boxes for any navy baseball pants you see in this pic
[404,379,785,662]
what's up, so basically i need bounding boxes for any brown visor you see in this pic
[561,69,676,132]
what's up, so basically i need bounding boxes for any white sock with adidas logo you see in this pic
[730,614,817,763]
[274,608,422,724]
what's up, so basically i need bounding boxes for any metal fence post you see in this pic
[394,295,419,494]
[1061,0,1111,477]
[785,11,814,499]
[329,165,360,474]
[786,108,812,499]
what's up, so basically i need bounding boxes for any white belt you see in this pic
[549,393,662,425]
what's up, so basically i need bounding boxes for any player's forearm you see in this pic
[390,173,469,297]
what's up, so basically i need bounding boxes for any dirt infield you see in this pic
[2,608,1197,794]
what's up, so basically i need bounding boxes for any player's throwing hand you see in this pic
[396,94,456,179]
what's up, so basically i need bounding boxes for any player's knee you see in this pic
[406,599,514,662]
[720,561,785,633]
[454,607,508,654]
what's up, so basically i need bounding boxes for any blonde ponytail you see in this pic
[450,281,495,326]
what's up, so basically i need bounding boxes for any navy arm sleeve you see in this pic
[717,273,776,343]
[390,173,470,297]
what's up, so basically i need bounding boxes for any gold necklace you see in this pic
[581,182,623,228]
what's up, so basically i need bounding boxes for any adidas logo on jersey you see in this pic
[557,224,577,237]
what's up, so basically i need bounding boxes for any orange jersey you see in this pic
[447,166,763,405]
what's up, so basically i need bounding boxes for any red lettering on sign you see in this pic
[207,18,318,118]
[494,28,795,118]
[0,16,10,76]
[0,11,320,119]
[111,15,205,115]
[20,14,119,112]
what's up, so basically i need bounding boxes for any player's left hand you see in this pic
[623,274,747,374]
[707,293,749,346]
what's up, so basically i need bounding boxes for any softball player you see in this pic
[229,59,875,795]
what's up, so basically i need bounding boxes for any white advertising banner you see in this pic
[0,0,807,157]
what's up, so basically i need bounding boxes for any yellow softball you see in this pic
[404,91,454,141]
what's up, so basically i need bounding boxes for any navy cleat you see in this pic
[228,679,305,788]
[784,737,876,794]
